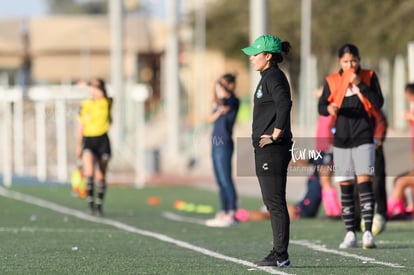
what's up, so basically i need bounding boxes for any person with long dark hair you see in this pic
[76,78,113,216]
[318,43,384,249]
[242,34,293,268]
[205,73,240,227]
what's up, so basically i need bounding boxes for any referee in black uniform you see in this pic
[242,34,293,268]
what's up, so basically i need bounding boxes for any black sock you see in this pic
[358,181,375,232]
[96,180,106,211]
[340,184,355,232]
[86,177,94,209]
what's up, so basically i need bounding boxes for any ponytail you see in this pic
[270,41,291,65]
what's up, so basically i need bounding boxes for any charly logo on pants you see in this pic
[262,163,269,170]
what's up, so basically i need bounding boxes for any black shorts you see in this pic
[82,134,111,160]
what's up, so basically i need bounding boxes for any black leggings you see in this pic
[373,145,387,216]
[255,142,292,261]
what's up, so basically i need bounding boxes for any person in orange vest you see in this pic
[318,43,384,249]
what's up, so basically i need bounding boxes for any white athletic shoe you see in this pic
[339,231,357,248]
[205,213,238,227]
[362,231,377,249]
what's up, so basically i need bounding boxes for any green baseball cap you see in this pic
[242,34,282,56]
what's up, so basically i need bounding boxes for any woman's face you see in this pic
[339,53,360,71]
[249,52,271,72]
[89,80,104,99]
[405,91,414,102]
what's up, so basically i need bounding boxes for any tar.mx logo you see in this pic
[289,140,322,163]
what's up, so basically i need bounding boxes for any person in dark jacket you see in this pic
[318,43,384,249]
[371,107,388,232]
[242,34,293,268]
[359,106,388,235]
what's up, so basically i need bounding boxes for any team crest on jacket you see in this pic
[256,85,263,98]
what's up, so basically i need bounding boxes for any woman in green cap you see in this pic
[242,34,292,268]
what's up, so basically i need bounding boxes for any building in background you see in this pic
[0,13,251,183]
[0,19,26,86]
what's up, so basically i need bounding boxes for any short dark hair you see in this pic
[338,43,360,59]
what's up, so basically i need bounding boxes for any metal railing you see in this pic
[0,84,150,188]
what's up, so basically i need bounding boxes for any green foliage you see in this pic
[312,0,414,76]
[202,0,414,80]
[204,0,250,61]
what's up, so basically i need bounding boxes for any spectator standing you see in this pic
[205,73,240,227]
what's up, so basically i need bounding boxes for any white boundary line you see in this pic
[291,240,406,268]
[0,227,121,233]
[163,212,408,270]
[0,187,292,275]
[162,211,206,225]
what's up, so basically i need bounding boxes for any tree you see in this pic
[200,0,414,88]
